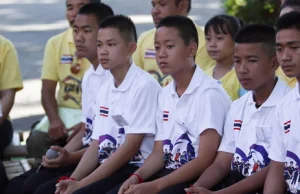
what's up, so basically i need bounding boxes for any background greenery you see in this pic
[223,0,281,25]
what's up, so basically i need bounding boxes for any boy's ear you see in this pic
[128,42,137,55]
[271,56,279,72]
[178,0,189,14]
[188,42,198,58]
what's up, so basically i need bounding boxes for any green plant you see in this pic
[223,0,281,25]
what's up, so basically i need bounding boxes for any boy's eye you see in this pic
[167,45,174,49]
[291,46,299,51]
[276,47,283,52]
[249,60,257,63]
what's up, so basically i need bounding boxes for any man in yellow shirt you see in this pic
[26,0,99,159]
[134,0,215,86]
[0,35,23,158]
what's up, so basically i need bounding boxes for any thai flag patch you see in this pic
[163,111,169,121]
[284,120,291,134]
[144,49,156,59]
[233,120,243,131]
[60,55,73,64]
[100,106,109,117]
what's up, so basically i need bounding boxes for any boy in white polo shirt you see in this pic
[264,12,300,194]
[115,15,231,194]
[5,3,114,194]
[185,24,290,194]
[55,15,161,194]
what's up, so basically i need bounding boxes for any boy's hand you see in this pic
[55,179,80,194]
[42,146,72,168]
[185,187,215,194]
[124,182,159,194]
[118,175,140,194]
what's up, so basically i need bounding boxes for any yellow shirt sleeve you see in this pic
[41,38,59,81]
[133,32,149,69]
[0,38,23,91]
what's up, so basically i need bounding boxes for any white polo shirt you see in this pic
[269,83,300,193]
[219,79,290,177]
[81,64,111,146]
[91,63,161,165]
[155,66,231,170]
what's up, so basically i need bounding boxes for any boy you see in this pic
[5,3,114,194]
[185,24,290,194]
[274,0,299,88]
[264,12,300,194]
[54,15,161,194]
[134,0,214,86]
[115,15,231,194]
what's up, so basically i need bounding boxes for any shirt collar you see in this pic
[247,78,288,107]
[170,66,203,97]
[66,28,74,44]
[111,63,138,92]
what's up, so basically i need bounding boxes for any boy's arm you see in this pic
[64,122,86,152]
[194,151,233,188]
[133,141,165,180]
[70,140,99,180]
[153,129,221,191]
[264,161,286,194]
[216,165,270,194]
[78,134,144,188]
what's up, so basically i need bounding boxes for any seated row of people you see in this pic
[4,1,300,194]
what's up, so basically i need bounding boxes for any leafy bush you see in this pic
[223,0,281,25]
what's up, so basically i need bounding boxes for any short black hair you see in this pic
[234,24,276,57]
[175,0,191,14]
[275,11,300,33]
[78,2,114,26]
[157,15,198,48]
[280,0,300,12]
[99,15,137,43]
[205,14,242,39]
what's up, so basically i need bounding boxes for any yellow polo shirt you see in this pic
[276,67,297,88]
[0,35,23,91]
[205,66,245,101]
[133,25,215,87]
[41,28,90,109]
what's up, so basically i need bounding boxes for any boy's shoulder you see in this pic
[276,85,297,113]
[134,64,161,88]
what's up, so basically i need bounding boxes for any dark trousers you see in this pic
[35,164,140,194]
[0,119,13,158]
[4,163,77,194]
[0,160,8,194]
[107,168,196,194]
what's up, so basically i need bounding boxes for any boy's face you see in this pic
[276,28,300,79]
[66,0,90,27]
[205,28,235,62]
[234,43,276,91]
[97,27,135,71]
[154,26,196,76]
[73,14,99,60]
[151,0,183,27]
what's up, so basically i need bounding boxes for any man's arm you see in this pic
[64,122,85,152]
[194,151,233,189]
[41,79,65,140]
[0,89,16,125]
[264,161,286,194]
[77,134,144,188]
[154,129,221,191]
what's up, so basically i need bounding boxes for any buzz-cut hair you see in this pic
[234,24,276,57]
[99,15,137,43]
[275,11,300,33]
[157,15,198,48]
[78,2,114,26]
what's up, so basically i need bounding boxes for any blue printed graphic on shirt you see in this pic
[97,128,144,164]
[163,133,195,169]
[284,151,300,193]
[232,144,270,177]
